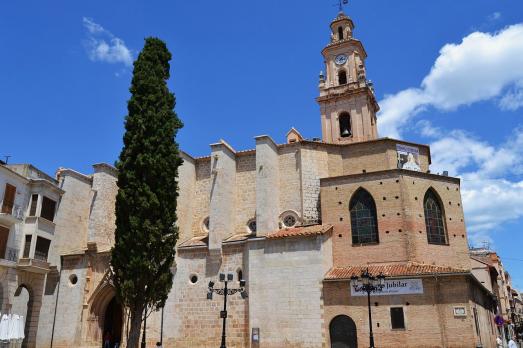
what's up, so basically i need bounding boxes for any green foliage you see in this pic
[111,37,183,313]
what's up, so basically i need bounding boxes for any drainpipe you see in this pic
[50,255,63,348]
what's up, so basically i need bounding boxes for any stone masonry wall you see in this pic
[247,234,332,348]
[323,275,495,348]
[87,164,118,250]
[235,153,256,235]
[166,245,247,348]
[321,170,470,269]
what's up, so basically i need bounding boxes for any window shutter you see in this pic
[1,184,16,214]
[0,225,9,259]
[23,235,32,258]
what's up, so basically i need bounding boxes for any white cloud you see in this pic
[499,80,523,111]
[427,128,523,238]
[378,24,523,138]
[488,12,501,22]
[82,17,133,67]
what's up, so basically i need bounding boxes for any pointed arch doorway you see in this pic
[102,296,123,348]
[330,315,357,348]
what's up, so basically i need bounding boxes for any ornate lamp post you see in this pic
[350,269,386,348]
[207,273,248,348]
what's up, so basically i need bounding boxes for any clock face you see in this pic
[335,54,348,65]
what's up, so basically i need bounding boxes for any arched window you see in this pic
[338,70,347,85]
[424,189,448,245]
[339,112,351,138]
[338,26,344,40]
[350,188,379,244]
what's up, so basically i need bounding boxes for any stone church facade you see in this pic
[1,10,498,348]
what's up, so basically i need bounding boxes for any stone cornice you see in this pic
[320,168,460,186]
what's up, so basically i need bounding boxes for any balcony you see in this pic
[0,204,24,225]
[24,216,55,236]
[17,257,50,274]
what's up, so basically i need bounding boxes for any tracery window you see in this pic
[350,188,379,244]
[424,189,448,245]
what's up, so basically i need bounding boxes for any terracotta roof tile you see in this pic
[266,224,333,239]
[178,234,208,248]
[325,263,469,280]
[223,233,255,243]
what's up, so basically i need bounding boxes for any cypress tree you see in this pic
[111,37,183,348]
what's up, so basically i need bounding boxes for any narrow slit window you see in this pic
[338,26,344,40]
[23,235,32,258]
[29,194,38,216]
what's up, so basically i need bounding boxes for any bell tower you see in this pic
[317,11,379,144]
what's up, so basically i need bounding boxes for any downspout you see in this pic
[50,255,63,348]
[434,275,447,348]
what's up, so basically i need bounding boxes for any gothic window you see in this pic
[350,188,379,244]
[339,112,351,137]
[338,70,347,85]
[424,189,448,245]
[338,26,344,40]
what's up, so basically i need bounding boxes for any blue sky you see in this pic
[1,1,523,285]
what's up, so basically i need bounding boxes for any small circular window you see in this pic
[69,274,78,286]
[190,274,198,284]
[281,211,299,228]
[202,217,210,233]
[283,215,297,228]
[247,219,257,233]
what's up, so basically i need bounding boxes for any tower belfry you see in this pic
[317,10,379,144]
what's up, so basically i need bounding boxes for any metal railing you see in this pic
[0,203,24,220]
[34,250,49,262]
[6,247,18,262]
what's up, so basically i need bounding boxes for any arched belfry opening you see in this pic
[103,296,123,348]
[330,315,357,348]
[338,70,347,85]
[338,26,344,40]
[339,112,351,138]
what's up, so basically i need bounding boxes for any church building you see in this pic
[1,9,498,348]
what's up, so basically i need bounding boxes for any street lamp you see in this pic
[350,269,386,348]
[207,273,248,348]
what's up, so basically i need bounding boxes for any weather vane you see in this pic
[334,0,349,12]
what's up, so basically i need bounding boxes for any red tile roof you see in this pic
[178,234,208,248]
[223,233,255,243]
[266,224,333,239]
[325,263,469,280]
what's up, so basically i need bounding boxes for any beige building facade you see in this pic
[1,10,502,348]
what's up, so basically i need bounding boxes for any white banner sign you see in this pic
[350,279,424,296]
